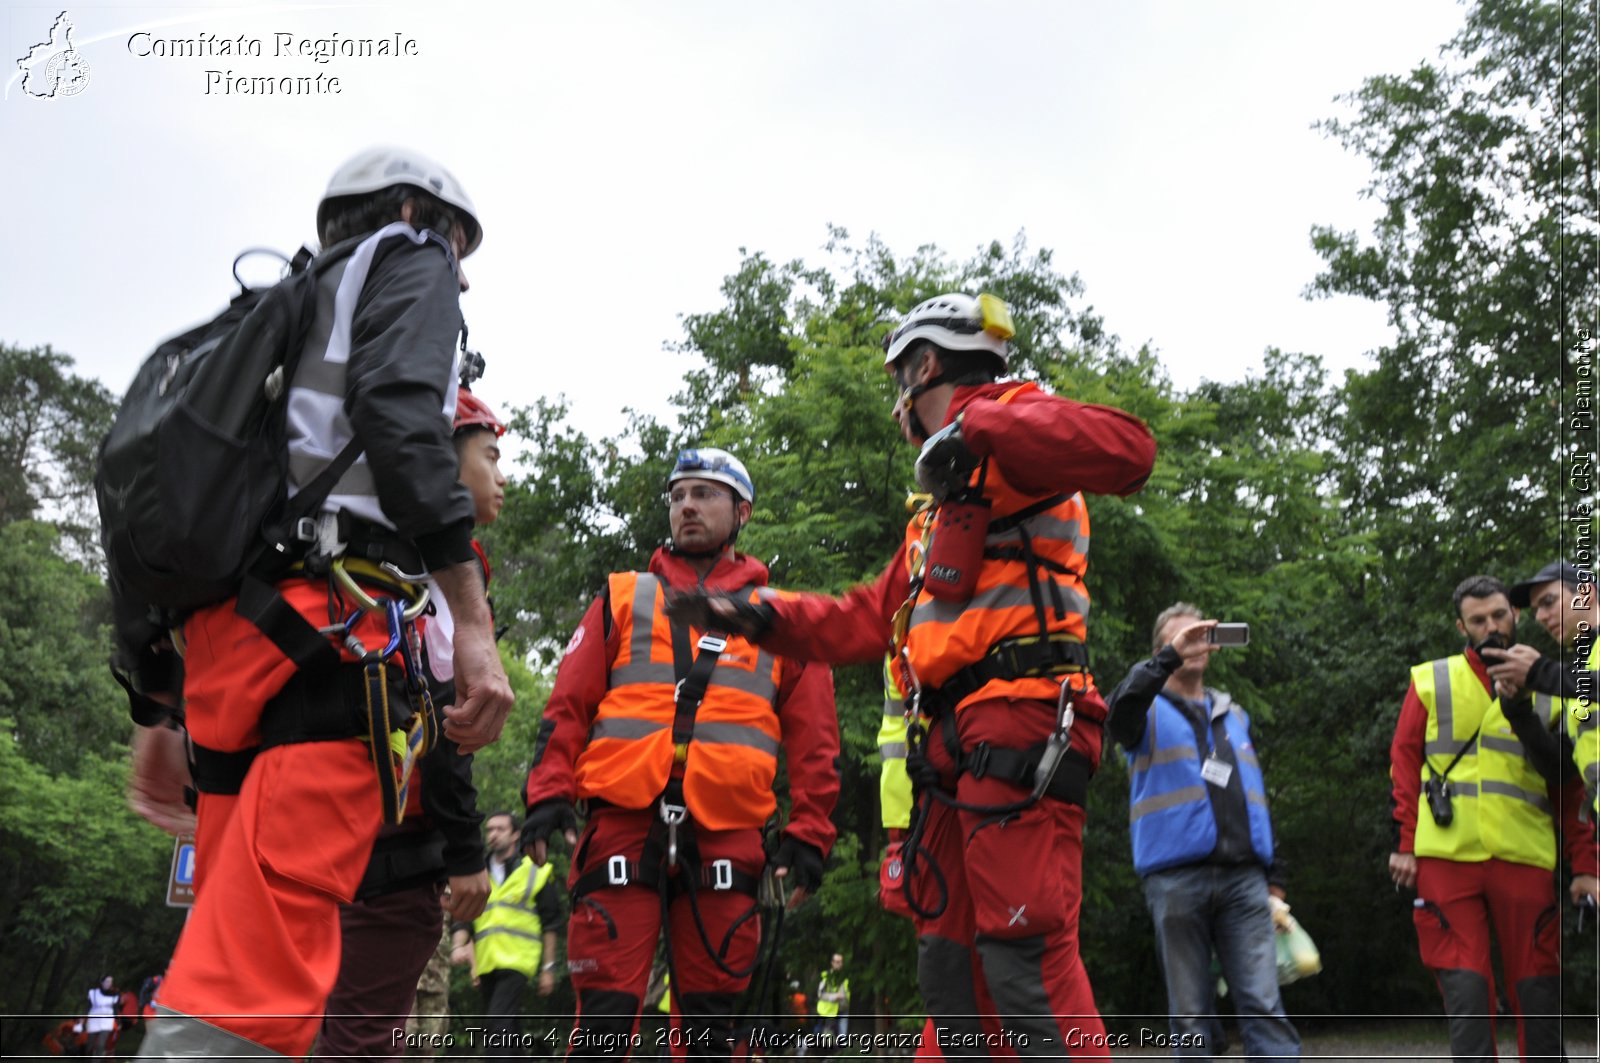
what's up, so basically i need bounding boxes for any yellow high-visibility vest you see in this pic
[1412,655,1559,869]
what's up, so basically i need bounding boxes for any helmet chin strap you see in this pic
[897,379,946,443]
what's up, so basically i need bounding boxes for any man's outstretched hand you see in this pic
[662,590,775,640]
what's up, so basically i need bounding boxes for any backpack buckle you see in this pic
[697,634,728,654]
[965,742,992,779]
[710,858,733,890]
[607,855,630,886]
[294,516,318,543]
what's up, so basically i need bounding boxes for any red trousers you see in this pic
[1413,856,1562,1061]
[154,585,391,1057]
[907,695,1107,1059]
[565,806,765,1059]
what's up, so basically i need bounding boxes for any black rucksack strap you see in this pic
[234,574,341,673]
[922,634,1088,715]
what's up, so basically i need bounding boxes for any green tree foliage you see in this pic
[0,525,179,1055]
[1309,0,1597,588]
[0,344,117,559]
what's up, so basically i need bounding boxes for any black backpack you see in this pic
[96,245,360,619]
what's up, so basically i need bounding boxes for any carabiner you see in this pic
[331,558,431,623]
[1055,678,1077,738]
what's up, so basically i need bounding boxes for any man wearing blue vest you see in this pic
[1106,604,1299,1061]
[452,811,561,1056]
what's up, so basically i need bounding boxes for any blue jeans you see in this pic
[1142,863,1300,1061]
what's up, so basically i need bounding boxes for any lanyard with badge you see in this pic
[1199,701,1232,788]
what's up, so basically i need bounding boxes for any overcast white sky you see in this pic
[1,0,1464,444]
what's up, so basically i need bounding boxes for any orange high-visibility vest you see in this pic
[574,572,784,829]
[902,383,1091,711]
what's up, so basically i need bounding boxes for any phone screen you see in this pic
[1208,623,1250,646]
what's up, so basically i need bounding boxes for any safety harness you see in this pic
[889,467,1093,919]
[571,608,772,976]
[185,535,438,827]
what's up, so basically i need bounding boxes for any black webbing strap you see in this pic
[923,634,1089,715]
[668,610,739,753]
[959,740,1090,807]
[188,744,258,796]
[234,574,341,673]
[187,664,382,795]
[984,493,1070,535]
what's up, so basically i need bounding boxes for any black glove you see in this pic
[914,417,980,501]
[771,835,825,893]
[522,799,577,855]
[662,590,775,640]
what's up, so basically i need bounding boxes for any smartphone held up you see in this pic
[1207,623,1250,647]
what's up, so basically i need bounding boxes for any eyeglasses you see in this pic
[667,484,732,507]
[1532,591,1562,611]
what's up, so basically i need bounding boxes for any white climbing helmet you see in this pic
[881,292,1015,369]
[318,146,482,255]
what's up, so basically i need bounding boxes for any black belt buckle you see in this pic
[965,742,991,779]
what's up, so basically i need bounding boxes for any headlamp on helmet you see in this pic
[881,292,1014,370]
[668,447,755,505]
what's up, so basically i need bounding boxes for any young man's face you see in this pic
[1528,577,1595,648]
[1456,593,1517,647]
[456,429,505,526]
[668,478,748,554]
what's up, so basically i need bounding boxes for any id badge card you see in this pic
[1200,755,1233,788]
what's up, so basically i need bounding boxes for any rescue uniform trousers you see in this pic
[1413,856,1563,1063]
[313,881,445,1062]
[142,584,393,1059]
[910,696,1107,1059]
[564,806,765,1061]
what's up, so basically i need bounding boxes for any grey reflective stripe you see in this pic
[1433,658,1455,741]
[1147,744,1198,767]
[1532,692,1557,725]
[693,721,780,756]
[1577,711,1600,736]
[608,573,779,701]
[1130,785,1207,822]
[1480,735,1525,756]
[909,579,1089,628]
[285,222,456,530]
[589,718,667,741]
[1450,781,1480,797]
[1237,748,1261,769]
[1425,740,1474,757]
[986,512,1088,557]
[475,925,544,944]
[288,450,377,498]
[1247,790,1268,808]
[289,340,346,397]
[135,1004,287,1059]
[608,660,778,701]
[881,742,908,759]
[1585,762,1599,787]
[1130,711,1162,773]
[481,900,539,917]
[630,573,660,668]
[1480,779,1552,814]
[607,571,666,689]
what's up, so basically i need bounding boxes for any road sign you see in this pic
[167,833,195,908]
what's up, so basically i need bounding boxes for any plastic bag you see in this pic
[1275,914,1322,984]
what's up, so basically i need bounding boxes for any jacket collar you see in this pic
[647,545,771,592]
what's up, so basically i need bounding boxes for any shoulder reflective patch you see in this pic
[565,626,585,656]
